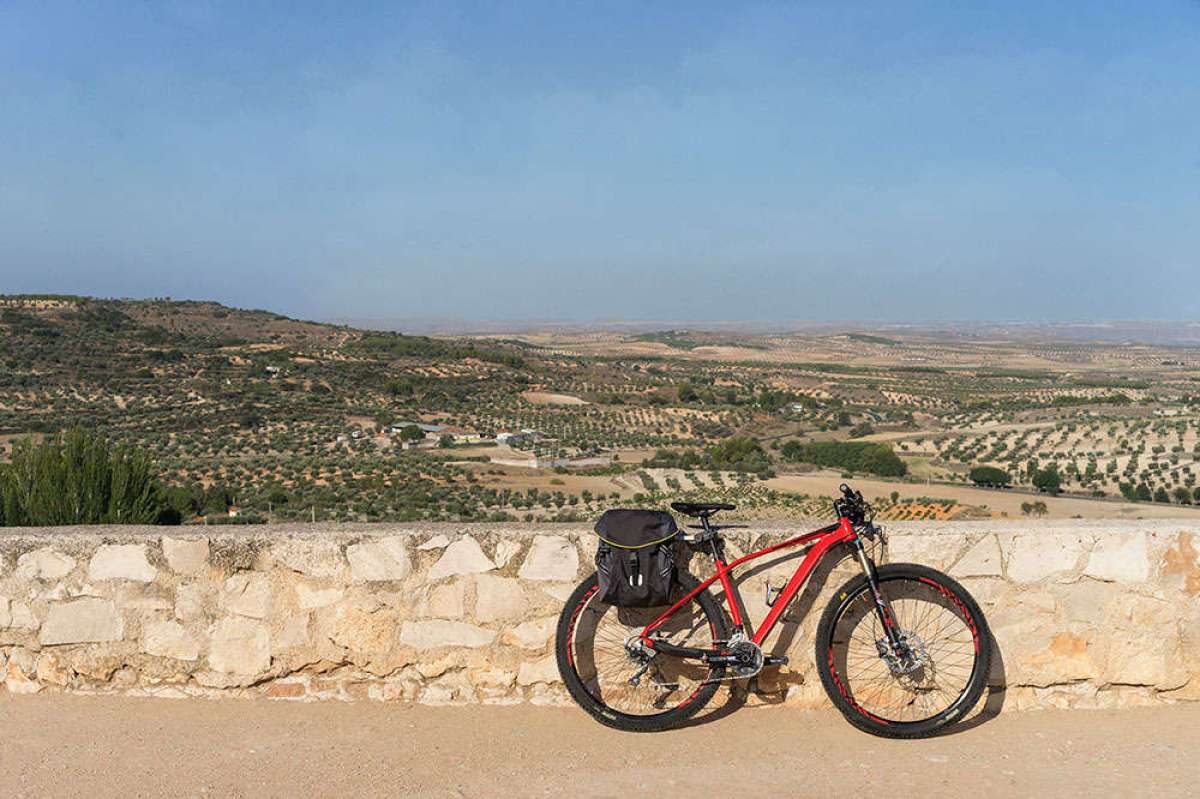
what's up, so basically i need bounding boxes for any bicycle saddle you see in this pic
[670,501,736,517]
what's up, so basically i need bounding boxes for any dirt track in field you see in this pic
[1,694,1196,797]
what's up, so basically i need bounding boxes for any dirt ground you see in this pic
[1,695,1196,798]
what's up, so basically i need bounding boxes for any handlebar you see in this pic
[833,483,872,524]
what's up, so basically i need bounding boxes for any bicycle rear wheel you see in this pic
[816,563,992,738]
[555,571,730,732]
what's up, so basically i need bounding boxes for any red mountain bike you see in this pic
[555,485,992,738]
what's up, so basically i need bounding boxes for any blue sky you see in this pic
[2,1,1199,323]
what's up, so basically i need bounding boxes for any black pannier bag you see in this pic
[594,509,678,607]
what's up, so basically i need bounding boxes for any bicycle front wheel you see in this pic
[555,571,730,732]
[816,563,992,738]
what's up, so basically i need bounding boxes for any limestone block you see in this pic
[469,665,516,689]
[424,580,467,619]
[1161,533,1200,596]
[502,616,556,649]
[16,548,77,581]
[142,620,201,661]
[418,534,451,550]
[273,614,312,651]
[399,620,495,650]
[269,540,346,578]
[474,575,526,623]
[1102,595,1189,688]
[886,534,966,571]
[492,539,522,569]
[0,597,10,628]
[88,544,157,583]
[5,649,41,694]
[953,536,1003,578]
[161,537,209,575]
[40,598,124,645]
[331,606,397,653]
[428,536,495,580]
[208,616,270,675]
[295,582,344,609]
[516,656,560,686]
[175,582,211,622]
[540,583,576,602]
[35,652,72,681]
[347,537,412,582]
[9,601,38,630]
[1084,533,1150,584]
[518,536,579,582]
[221,572,273,619]
[1002,534,1090,583]
[1017,631,1099,686]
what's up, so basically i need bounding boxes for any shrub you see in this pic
[780,440,907,477]
[0,428,171,525]
[969,466,1011,487]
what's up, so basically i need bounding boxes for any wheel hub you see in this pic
[876,630,929,675]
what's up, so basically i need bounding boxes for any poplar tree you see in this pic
[0,428,168,526]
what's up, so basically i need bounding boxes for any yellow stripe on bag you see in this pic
[596,533,677,549]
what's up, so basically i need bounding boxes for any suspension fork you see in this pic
[851,536,903,654]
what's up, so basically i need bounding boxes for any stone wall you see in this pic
[1,521,1197,711]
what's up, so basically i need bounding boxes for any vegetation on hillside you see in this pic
[779,440,907,477]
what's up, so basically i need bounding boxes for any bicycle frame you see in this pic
[640,515,894,660]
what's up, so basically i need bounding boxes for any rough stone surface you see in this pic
[516,656,560,686]
[346,537,411,582]
[474,576,526,623]
[208,617,270,675]
[954,535,1003,578]
[400,621,495,650]
[0,521,1194,711]
[503,617,556,649]
[87,544,157,583]
[221,573,273,619]
[40,598,124,645]
[1085,532,1151,584]
[1003,533,1090,583]
[428,537,495,580]
[16,548,77,581]
[269,540,346,578]
[295,582,343,609]
[143,620,201,661]
[162,537,209,575]
[518,536,579,581]
[8,601,38,630]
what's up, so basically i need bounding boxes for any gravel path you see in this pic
[2,695,1196,797]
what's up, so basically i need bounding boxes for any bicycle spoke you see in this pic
[568,586,719,717]
[829,577,980,724]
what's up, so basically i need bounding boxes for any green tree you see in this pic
[780,440,907,478]
[1032,465,1061,495]
[0,429,170,526]
[1172,487,1192,505]
[1154,486,1171,503]
[398,425,425,443]
[1134,483,1153,502]
[969,466,1011,487]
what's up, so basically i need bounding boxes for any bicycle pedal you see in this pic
[763,655,789,667]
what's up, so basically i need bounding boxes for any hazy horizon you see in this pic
[3,2,1199,323]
